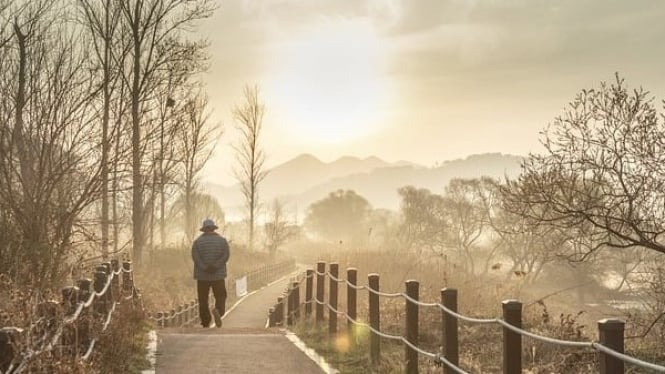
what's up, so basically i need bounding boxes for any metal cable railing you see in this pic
[270,263,665,374]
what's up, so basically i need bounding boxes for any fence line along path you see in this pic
[267,261,665,374]
[1,258,141,373]
[153,261,327,374]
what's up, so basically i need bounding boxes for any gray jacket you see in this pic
[191,232,230,281]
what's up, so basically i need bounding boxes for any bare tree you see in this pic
[501,75,665,257]
[264,199,295,259]
[175,92,219,241]
[77,0,125,259]
[153,38,209,247]
[169,191,224,241]
[397,186,447,255]
[398,179,497,274]
[233,85,268,251]
[0,2,105,285]
[118,0,214,264]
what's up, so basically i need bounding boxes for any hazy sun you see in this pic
[268,19,389,144]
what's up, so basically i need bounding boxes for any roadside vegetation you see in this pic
[286,76,665,372]
[0,0,663,369]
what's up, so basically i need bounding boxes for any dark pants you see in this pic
[197,279,227,327]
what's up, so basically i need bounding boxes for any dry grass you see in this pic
[137,245,290,312]
[0,273,150,373]
[0,244,295,373]
[92,303,151,373]
[286,246,663,373]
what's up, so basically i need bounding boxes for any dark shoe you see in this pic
[212,308,222,328]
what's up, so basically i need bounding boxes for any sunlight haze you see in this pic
[199,0,665,185]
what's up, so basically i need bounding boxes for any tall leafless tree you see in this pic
[233,85,268,251]
[176,91,219,241]
[0,2,105,285]
[118,0,214,264]
[77,0,125,259]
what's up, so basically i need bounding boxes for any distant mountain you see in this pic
[203,153,523,221]
[261,153,406,196]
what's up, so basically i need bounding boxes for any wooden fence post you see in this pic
[502,300,522,374]
[60,286,78,355]
[93,270,108,315]
[61,286,79,314]
[598,318,624,374]
[405,280,419,374]
[77,278,92,351]
[293,280,300,321]
[186,301,193,325]
[269,307,276,327]
[441,288,459,373]
[122,261,133,295]
[368,273,380,365]
[191,301,196,325]
[277,295,285,325]
[162,311,169,328]
[347,268,357,335]
[176,305,183,327]
[162,312,169,328]
[305,269,314,317]
[101,262,111,275]
[0,329,12,372]
[316,261,326,322]
[109,259,119,302]
[287,283,295,326]
[329,263,339,336]
[78,278,92,299]
[0,328,19,373]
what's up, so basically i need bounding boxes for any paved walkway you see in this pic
[154,275,327,374]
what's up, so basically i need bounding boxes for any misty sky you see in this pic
[198,0,665,185]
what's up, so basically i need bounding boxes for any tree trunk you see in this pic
[112,114,121,255]
[159,117,166,247]
[100,0,116,259]
[13,23,39,249]
[101,29,111,260]
[160,181,166,246]
[131,6,143,265]
[184,180,193,241]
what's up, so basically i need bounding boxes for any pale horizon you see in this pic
[198,1,665,185]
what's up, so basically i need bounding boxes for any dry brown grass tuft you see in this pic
[92,303,151,373]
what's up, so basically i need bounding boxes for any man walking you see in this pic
[191,219,230,328]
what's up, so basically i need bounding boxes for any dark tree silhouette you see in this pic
[502,75,665,258]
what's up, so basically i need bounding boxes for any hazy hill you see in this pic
[261,153,405,196]
[203,153,523,221]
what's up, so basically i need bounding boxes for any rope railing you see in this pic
[1,258,140,373]
[148,258,297,329]
[267,260,665,374]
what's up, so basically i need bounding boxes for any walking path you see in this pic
[153,275,331,373]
